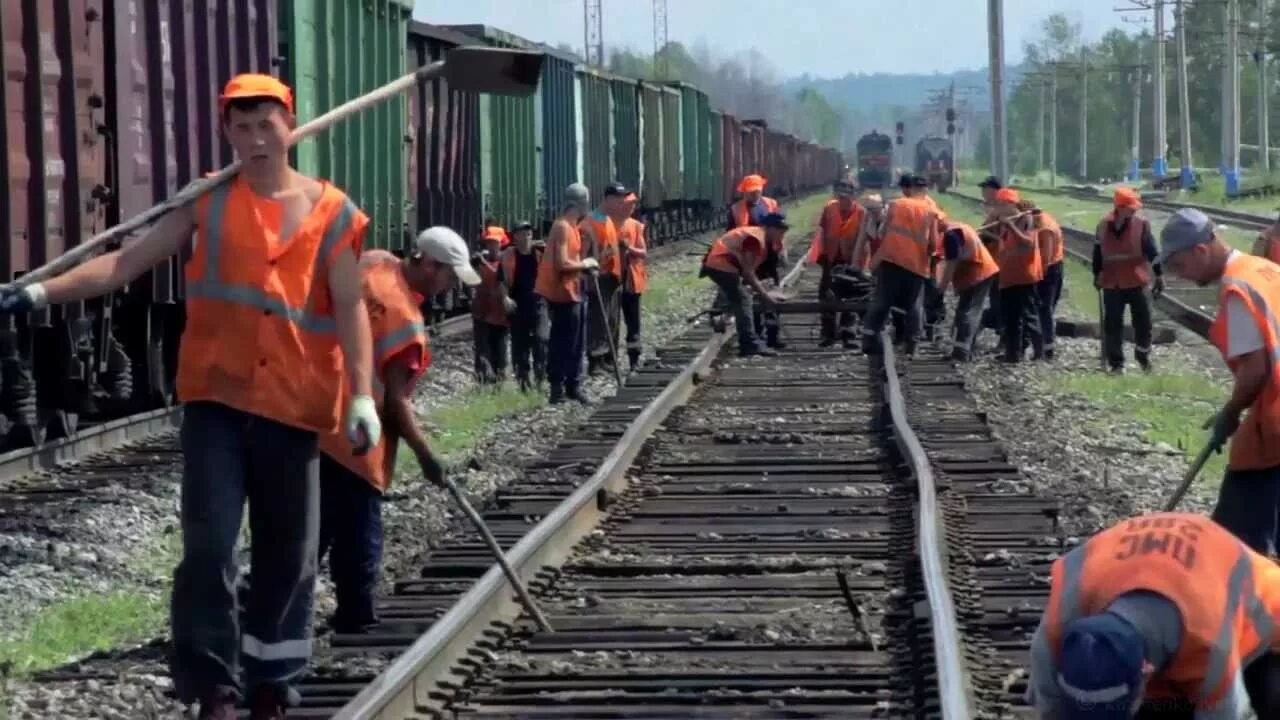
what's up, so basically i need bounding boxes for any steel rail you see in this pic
[1013,184,1272,231]
[0,406,182,484]
[880,334,975,719]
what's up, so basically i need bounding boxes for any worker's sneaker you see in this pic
[197,686,239,720]
[248,684,288,720]
[1109,365,1125,375]
[949,348,970,363]
[1137,356,1152,373]
[710,314,726,333]
[739,346,778,358]
[565,384,591,403]
[627,349,643,369]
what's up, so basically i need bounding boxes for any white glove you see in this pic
[0,282,48,313]
[345,394,382,453]
[581,258,600,271]
[503,296,518,315]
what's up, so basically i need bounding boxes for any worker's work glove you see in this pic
[417,449,446,489]
[0,283,48,313]
[581,257,600,273]
[345,394,382,455]
[1152,277,1166,299]
[503,296,518,315]
[1204,409,1241,454]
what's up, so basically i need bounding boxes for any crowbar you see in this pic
[591,273,625,387]
[1162,442,1217,512]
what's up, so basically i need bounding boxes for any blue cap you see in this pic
[1057,614,1145,720]
[760,212,789,229]
[1158,208,1214,265]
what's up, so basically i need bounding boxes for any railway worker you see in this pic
[978,176,1005,339]
[726,173,780,230]
[471,225,514,385]
[317,228,477,636]
[1027,200,1067,360]
[722,173,786,350]
[700,214,790,357]
[808,179,865,348]
[0,74,381,718]
[859,176,940,358]
[610,191,649,370]
[1094,187,1164,373]
[581,182,625,378]
[1026,511,1280,719]
[909,174,948,339]
[992,188,1046,362]
[538,183,599,404]
[937,217,1000,362]
[1159,208,1280,556]
[504,221,549,392]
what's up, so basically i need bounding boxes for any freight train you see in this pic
[0,1,843,450]
[915,136,955,191]
[855,131,894,189]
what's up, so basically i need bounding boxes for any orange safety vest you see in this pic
[617,218,649,294]
[317,250,430,492]
[580,211,621,278]
[1097,212,1153,289]
[731,196,779,228]
[1037,212,1065,266]
[704,227,767,275]
[471,256,510,327]
[807,200,864,265]
[1210,255,1280,470]
[1045,512,1280,708]
[535,220,584,303]
[877,198,936,278]
[945,221,999,291]
[919,195,944,260]
[180,176,367,433]
[998,221,1044,288]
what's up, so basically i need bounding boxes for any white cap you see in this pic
[415,226,481,286]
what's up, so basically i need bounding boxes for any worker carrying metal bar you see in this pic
[992,188,1046,363]
[1094,187,1165,373]
[807,179,865,348]
[537,183,599,404]
[608,191,649,370]
[1028,200,1066,360]
[859,174,941,358]
[937,217,999,362]
[581,183,627,378]
[711,174,785,349]
[471,224,515,385]
[1026,512,1280,719]
[1159,208,1280,557]
[700,214,790,357]
[0,74,382,718]
[317,230,479,636]
[504,221,549,392]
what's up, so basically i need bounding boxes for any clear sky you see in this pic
[413,0,1142,78]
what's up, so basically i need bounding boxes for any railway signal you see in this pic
[895,121,904,145]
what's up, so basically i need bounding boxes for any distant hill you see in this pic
[785,65,1024,112]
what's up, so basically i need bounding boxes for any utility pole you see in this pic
[1050,67,1058,187]
[1175,0,1194,187]
[1152,0,1168,177]
[652,0,668,80]
[1038,80,1047,174]
[1258,0,1270,172]
[988,0,1008,180]
[583,0,603,67]
[1227,0,1242,193]
[1130,65,1143,182]
[1079,48,1089,181]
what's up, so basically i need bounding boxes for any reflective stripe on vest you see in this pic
[190,182,354,336]
[375,320,429,360]
[1221,276,1280,364]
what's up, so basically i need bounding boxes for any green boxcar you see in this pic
[576,65,614,202]
[278,0,412,251]
[696,93,714,203]
[659,86,683,201]
[639,82,666,206]
[708,111,724,207]
[611,77,640,198]
[668,82,712,203]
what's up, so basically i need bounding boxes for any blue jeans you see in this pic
[318,454,383,631]
[547,299,586,387]
[170,401,320,704]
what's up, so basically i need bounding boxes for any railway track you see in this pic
[1020,184,1274,232]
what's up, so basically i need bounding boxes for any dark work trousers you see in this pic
[471,318,509,384]
[1102,286,1153,369]
[999,284,1044,362]
[707,268,761,354]
[317,454,382,631]
[861,263,926,353]
[547,299,587,390]
[620,291,643,363]
[818,265,856,343]
[586,273,621,369]
[170,401,320,704]
[1035,262,1064,356]
[951,276,996,361]
[981,274,1002,333]
[923,260,945,339]
[510,297,549,385]
[1211,465,1280,555]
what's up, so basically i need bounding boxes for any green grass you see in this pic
[0,593,167,679]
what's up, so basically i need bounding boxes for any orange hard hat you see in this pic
[483,226,510,246]
[994,188,1021,204]
[737,174,767,193]
[219,73,294,114]
[1114,187,1142,209]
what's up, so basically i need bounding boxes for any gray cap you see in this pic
[564,183,589,209]
[1158,208,1215,264]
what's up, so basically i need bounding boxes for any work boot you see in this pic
[549,384,565,404]
[627,349,642,369]
[950,348,970,363]
[587,357,603,377]
[1044,348,1056,361]
[565,383,591,404]
[710,313,726,333]
[818,336,836,348]
[766,330,786,350]
[739,346,778,358]
[1137,355,1152,373]
[198,686,239,720]
[1109,364,1125,375]
[516,374,531,393]
[248,685,288,720]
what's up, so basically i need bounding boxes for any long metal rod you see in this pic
[1153,0,1168,177]
[987,0,1008,180]
[1175,0,1194,187]
[592,273,625,386]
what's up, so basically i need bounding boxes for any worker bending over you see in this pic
[716,173,785,349]
[537,184,599,404]
[1029,201,1066,359]
[1160,209,1280,556]
[993,188,1045,362]
[317,229,477,634]
[610,191,648,370]
[581,183,626,378]
[808,179,864,348]
[978,176,1005,342]
[504,221,548,392]
[701,214,789,357]
[1027,512,1280,718]
[0,75,380,718]
[860,178,940,357]
[1095,187,1164,373]
[938,217,999,362]
[471,225,514,384]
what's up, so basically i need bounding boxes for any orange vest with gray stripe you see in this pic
[704,227,767,275]
[1045,513,1280,707]
[580,212,621,278]
[807,200,864,265]
[1037,212,1065,265]
[1210,255,1280,471]
[181,176,366,433]
[998,221,1044,288]
[1097,212,1152,289]
[617,218,648,294]
[878,198,936,278]
[945,221,999,291]
[318,250,430,491]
